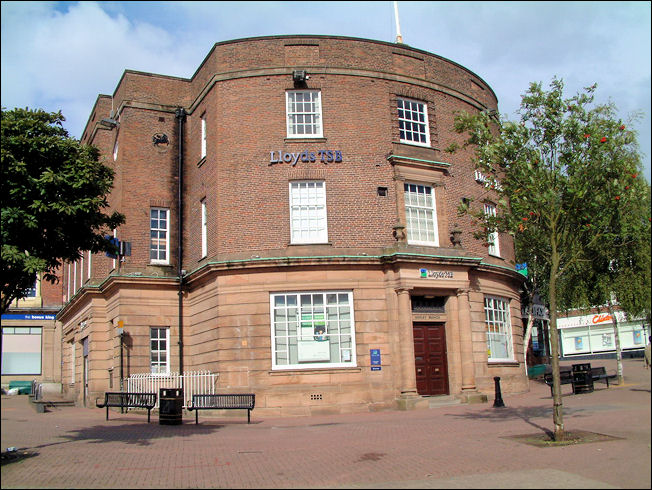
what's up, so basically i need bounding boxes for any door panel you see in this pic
[413,323,449,395]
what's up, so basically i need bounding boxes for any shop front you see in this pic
[557,310,649,358]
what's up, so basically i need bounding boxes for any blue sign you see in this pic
[515,263,528,277]
[370,349,381,371]
[269,149,343,166]
[1,314,56,321]
[105,235,119,259]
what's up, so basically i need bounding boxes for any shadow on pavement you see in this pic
[29,421,224,450]
[1,449,39,466]
[445,404,595,438]
[629,387,651,393]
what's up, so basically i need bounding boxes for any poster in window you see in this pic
[601,333,612,347]
[297,340,330,362]
[532,332,540,351]
[574,337,583,350]
[300,312,326,340]
[298,312,330,362]
[634,330,643,345]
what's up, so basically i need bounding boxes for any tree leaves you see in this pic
[1,107,125,312]
[450,78,650,438]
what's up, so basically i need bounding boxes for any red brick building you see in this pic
[57,35,527,415]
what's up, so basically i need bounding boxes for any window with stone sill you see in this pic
[484,295,514,362]
[404,182,439,246]
[150,207,170,265]
[150,327,170,375]
[289,181,328,244]
[271,291,356,370]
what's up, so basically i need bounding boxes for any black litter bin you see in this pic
[159,388,183,425]
[572,363,594,394]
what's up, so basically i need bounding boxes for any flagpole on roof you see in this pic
[394,1,403,44]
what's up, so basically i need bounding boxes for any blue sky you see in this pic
[2,1,650,182]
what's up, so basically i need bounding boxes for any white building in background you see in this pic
[556,310,649,357]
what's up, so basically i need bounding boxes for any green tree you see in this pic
[561,176,651,384]
[448,78,646,441]
[1,107,124,313]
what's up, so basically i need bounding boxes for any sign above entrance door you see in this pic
[419,268,454,279]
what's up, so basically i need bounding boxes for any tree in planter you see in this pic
[1,107,124,313]
[448,78,645,441]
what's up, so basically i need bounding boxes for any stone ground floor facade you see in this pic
[58,253,527,416]
[1,313,60,394]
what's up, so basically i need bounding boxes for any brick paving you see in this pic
[2,358,650,489]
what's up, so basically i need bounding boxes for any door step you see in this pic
[29,395,75,412]
[426,395,461,408]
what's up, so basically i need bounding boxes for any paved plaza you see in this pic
[2,358,650,489]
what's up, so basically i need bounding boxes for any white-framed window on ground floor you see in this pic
[1,327,42,375]
[271,291,356,369]
[484,295,514,361]
[70,341,75,384]
[150,327,170,374]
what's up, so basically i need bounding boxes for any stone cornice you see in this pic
[56,273,178,323]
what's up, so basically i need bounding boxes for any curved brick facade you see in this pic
[59,36,527,416]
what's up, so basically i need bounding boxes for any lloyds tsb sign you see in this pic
[269,149,343,166]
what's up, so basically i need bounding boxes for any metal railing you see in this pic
[31,380,43,400]
[124,371,218,408]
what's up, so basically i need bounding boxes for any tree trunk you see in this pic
[523,311,535,378]
[549,249,565,441]
[607,299,624,384]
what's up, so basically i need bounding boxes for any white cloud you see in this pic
[1,1,201,137]
[1,0,649,180]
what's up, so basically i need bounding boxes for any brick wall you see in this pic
[66,34,514,317]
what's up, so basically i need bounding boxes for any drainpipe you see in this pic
[175,107,186,384]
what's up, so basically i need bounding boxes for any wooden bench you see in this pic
[543,369,573,396]
[187,394,255,424]
[96,392,157,423]
[590,366,617,387]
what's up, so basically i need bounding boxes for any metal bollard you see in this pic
[493,376,505,408]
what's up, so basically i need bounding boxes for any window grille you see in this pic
[271,291,356,369]
[411,296,446,313]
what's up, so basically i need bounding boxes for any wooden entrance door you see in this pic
[413,322,449,396]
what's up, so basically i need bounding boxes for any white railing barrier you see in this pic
[124,371,218,409]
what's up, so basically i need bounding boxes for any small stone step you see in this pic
[29,394,76,410]
[426,395,461,408]
[47,400,75,406]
